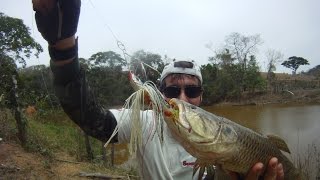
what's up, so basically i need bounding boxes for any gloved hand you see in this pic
[33,0,81,45]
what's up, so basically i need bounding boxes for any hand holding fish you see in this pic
[229,157,284,180]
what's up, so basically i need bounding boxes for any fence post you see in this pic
[84,133,93,160]
[111,143,115,166]
[10,74,27,147]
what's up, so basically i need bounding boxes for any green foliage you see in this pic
[19,65,58,108]
[281,56,309,74]
[130,50,165,84]
[0,12,43,67]
[0,11,45,119]
[78,49,166,106]
[82,51,132,106]
[0,56,17,108]
[244,56,266,93]
[204,48,265,103]
[208,48,235,70]
[201,64,219,103]
[88,51,126,69]
[0,109,18,141]
[204,32,265,102]
[0,12,43,147]
[87,65,132,106]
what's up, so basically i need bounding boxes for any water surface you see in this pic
[204,103,320,177]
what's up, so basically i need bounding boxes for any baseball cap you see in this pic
[160,60,202,84]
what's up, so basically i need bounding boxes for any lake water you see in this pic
[204,103,320,178]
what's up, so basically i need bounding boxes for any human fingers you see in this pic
[32,0,56,14]
[276,163,284,180]
[244,162,264,180]
[264,157,280,180]
[228,171,240,180]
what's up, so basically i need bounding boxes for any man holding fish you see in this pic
[32,0,285,179]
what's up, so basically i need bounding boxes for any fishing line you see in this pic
[85,1,167,155]
[86,0,161,81]
[87,0,130,64]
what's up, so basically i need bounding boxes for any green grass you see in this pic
[0,108,105,161]
[26,109,104,160]
[0,108,138,178]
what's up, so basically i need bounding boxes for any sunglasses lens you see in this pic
[163,86,181,98]
[163,86,202,98]
[185,86,202,98]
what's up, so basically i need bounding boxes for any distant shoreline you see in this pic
[214,89,320,106]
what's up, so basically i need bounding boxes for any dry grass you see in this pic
[294,142,320,179]
[260,72,317,81]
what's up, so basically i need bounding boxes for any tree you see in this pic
[206,34,265,101]
[130,50,165,83]
[88,51,126,70]
[19,65,57,108]
[209,48,235,68]
[0,12,43,146]
[85,51,130,106]
[0,12,42,67]
[281,56,309,75]
[225,32,262,70]
[200,64,219,104]
[244,55,265,93]
[265,49,283,92]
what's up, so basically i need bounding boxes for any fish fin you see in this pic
[198,166,206,180]
[267,134,291,153]
[205,165,216,179]
[193,159,216,180]
[193,160,201,178]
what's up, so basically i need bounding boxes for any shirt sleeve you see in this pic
[109,109,157,143]
[50,58,118,142]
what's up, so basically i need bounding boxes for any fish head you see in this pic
[164,98,238,159]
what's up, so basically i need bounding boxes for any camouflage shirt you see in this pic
[50,57,117,142]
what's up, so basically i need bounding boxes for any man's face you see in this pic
[162,74,202,106]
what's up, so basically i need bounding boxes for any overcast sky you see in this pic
[2,0,320,73]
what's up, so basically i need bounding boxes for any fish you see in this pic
[163,98,303,180]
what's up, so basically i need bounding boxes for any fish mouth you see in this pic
[167,100,220,148]
[166,99,220,144]
[166,99,192,131]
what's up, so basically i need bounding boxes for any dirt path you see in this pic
[0,142,133,179]
[0,142,54,179]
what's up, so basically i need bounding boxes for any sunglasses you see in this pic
[163,85,203,98]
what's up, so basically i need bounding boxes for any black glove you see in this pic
[34,0,81,45]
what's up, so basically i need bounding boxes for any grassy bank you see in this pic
[0,108,138,179]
